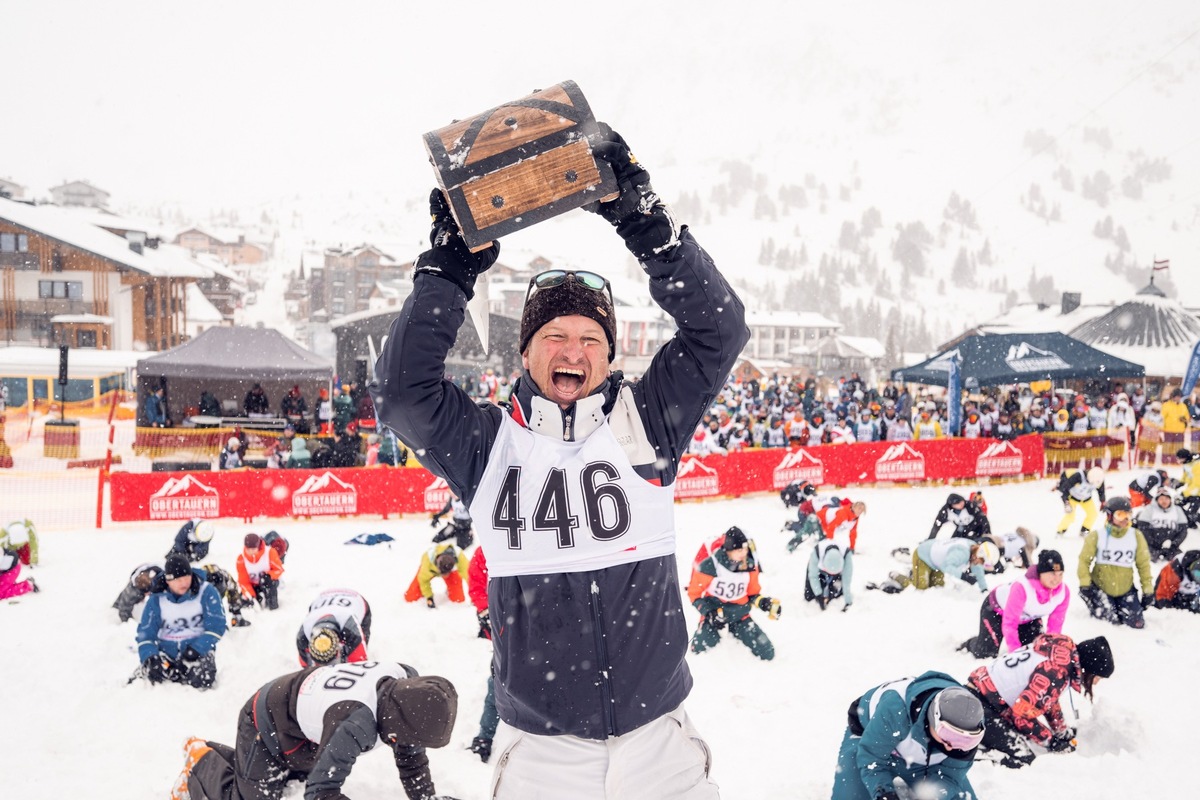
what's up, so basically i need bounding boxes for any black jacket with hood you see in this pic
[371,228,748,739]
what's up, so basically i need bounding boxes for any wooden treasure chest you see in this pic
[423,80,618,251]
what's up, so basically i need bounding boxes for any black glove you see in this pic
[412,189,499,299]
[756,596,782,619]
[182,645,202,662]
[584,124,679,260]
[477,610,490,639]
[430,516,442,528]
[425,597,436,609]
[816,595,827,611]
[143,655,165,684]
[1045,731,1076,753]
[703,608,727,630]
[1141,592,1155,610]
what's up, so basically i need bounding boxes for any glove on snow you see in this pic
[425,597,436,609]
[584,123,680,260]
[1140,592,1155,610]
[1045,731,1077,753]
[143,655,165,684]
[476,610,491,639]
[412,189,499,299]
[704,608,727,630]
[757,596,783,619]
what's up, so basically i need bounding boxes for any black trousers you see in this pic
[963,598,1042,658]
[190,698,299,800]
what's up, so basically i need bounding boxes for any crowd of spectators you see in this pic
[683,371,1200,461]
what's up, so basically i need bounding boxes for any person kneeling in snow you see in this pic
[166,518,215,563]
[0,544,38,600]
[0,519,39,568]
[135,553,226,689]
[687,527,781,660]
[1078,496,1153,628]
[874,539,999,595]
[296,588,372,666]
[404,543,469,608]
[236,533,285,611]
[960,549,1070,658]
[966,633,1114,770]
[832,674,983,800]
[113,563,162,622]
[1153,549,1200,613]
[171,661,460,800]
[806,539,852,611]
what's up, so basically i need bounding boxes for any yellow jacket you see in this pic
[414,542,470,598]
[1162,400,1190,434]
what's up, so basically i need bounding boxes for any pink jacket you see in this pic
[998,566,1070,651]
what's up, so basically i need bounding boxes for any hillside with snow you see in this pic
[3,1,1198,354]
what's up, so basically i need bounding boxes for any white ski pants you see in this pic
[489,704,720,800]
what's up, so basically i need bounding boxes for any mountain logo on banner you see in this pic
[424,476,452,512]
[1005,342,1070,372]
[975,440,1023,476]
[149,475,220,520]
[875,443,926,481]
[675,457,721,498]
[773,448,825,488]
[293,471,358,515]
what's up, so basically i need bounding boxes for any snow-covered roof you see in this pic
[744,310,843,329]
[0,198,208,279]
[1068,281,1200,378]
[49,313,115,325]
[49,179,109,197]
[54,206,170,240]
[971,300,1112,336]
[813,334,885,359]
[186,284,225,324]
[0,345,142,378]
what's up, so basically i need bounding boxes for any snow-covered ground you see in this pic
[3,468,1196,799]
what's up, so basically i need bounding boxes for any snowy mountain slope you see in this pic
[3,1,1198,349]
[3,471,1198,799]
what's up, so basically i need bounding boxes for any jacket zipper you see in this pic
[563,412,573,441]
[589,577,618,736]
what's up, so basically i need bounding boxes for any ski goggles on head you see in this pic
[929,698,984,751]
[525,269,613,304]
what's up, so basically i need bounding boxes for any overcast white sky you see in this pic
[4,1,1195,205]
[4,0,1200,308]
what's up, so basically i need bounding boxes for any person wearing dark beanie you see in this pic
[959,548,1071,659]
[965,632,1115,769]
[372,121,748,795]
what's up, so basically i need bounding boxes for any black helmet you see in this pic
[1104,496,1132,514]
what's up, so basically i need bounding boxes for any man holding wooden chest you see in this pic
[373,125,748,799]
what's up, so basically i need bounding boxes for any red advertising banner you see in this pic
[109,435,1046,522]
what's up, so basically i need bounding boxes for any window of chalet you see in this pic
[1,233,29,252]
[38,280,83,300]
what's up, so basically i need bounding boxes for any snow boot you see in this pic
[170,737,212,800]
[229,613,252,628]
[469,736,493,764]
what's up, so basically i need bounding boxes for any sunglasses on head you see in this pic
[525,270,613,304]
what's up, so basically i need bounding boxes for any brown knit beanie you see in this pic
[519,276,616,360]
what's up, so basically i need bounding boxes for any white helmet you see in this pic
[191,519,215,543]
[228,436,241,450]
[975,541,1000,571]
[5,521,30,547]
[1086,467,1105,487]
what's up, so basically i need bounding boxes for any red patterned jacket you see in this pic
[967,633,1080,745]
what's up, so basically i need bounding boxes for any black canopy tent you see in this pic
[892,332,1145,389]
[136,326,334,424]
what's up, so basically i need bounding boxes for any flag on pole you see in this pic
[1153,258,1170,271]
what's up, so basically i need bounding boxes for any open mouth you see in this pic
[552,367,585,394]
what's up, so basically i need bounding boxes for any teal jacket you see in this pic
[844,671,978,800]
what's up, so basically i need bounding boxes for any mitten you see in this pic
[1045,731,1076,753]
[183,645,202,662]
[584,124,679,260]
[412,189,499,299]
[704,608,727,630]
[144,655,165,684]
[425,597,436,609]
[1141,592,1154,610]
